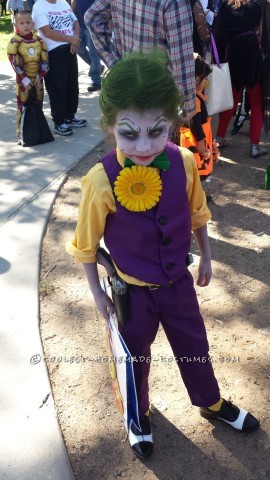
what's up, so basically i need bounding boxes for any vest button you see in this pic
[159,216,168,225]
[162,238,171,246]
[165,262,175,271]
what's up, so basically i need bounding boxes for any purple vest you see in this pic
[101,142,192,285]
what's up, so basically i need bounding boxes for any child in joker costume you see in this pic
[66,52,259,459]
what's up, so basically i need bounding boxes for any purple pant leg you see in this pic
[118,286,160,416]
[119,272,220,416]
[159,272,220,407]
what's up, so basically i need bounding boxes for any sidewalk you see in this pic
[0,59,105,479]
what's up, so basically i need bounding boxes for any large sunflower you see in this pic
[114,165,162,212]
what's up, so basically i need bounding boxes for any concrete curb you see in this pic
[0,59,105,479]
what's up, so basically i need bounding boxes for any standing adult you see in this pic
[7,0,24,23]
[22,0,35,11]
[71,0,102,92]
[84,0,196,120]
[214,0,268,158]
[1,0,7,15]
[32,0,87,136]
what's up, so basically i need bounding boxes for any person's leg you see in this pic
[45,46,70,126]
[161,271,259,431]
[16,86,24,141]
[118,285,161,417]
[216,87,242,143]
[214,0,220,12]
[65,51,79,119]
[16,82,31,141]
[77,28,91,70]
[247,83,264,144]
[160,273,220,407]
[85,27,101,87]
[63,52,87,128]
[247,83,268,157]
[118,286,160,458]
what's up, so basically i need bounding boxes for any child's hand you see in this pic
[34,76,43,90]
[197,139,210,159]
[196,258,212,287]
[94,290,114,320]
[70,44,79,55]
[212,140,220,162]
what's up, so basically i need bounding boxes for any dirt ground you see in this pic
[40,120,270,480]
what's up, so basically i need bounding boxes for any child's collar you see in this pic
[116,148,170,170]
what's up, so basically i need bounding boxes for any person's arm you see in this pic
[66,164,117,318]
[83,263,114,320]
[85,0,119,68]
[38,37,49,77]
[34,37,49,89]
[193,1,211,42]
[70,0,76,13]
[181,147,212,286]
[33,4,81,47]
[38,24,80,46]
[190,111,205,142]
[192,224,212,286]
[7,38,32,89]
[164,0,196,114]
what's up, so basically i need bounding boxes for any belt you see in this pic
[148,281,174,291]
[143,253,194,290]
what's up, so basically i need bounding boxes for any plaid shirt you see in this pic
[85,0,196,112]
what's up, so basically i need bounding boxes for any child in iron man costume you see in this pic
[67,52,259,460]
[7,11,49,143]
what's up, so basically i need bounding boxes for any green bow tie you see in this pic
[124,151,170,170]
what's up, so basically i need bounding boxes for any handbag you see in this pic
[21,87,54,147]
[205,33,233,116]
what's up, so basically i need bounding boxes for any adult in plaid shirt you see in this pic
[84,0,196,119]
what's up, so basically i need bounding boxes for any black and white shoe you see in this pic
[128,415,153,459]
[200,399,260,432]
[54,123,73,136]
[65,117,87,128]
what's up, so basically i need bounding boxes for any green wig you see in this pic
[99,51,184,130]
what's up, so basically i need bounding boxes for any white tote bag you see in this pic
[205,34,234,116]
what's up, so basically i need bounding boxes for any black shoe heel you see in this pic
[200,408,216,419]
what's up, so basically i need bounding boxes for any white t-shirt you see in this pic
[32,0,77,52]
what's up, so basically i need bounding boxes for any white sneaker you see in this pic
[65,118,87,128]
[54,123,73,136]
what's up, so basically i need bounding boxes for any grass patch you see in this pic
[0,14,13,62]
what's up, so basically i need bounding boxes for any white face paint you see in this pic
[112,110,172,166]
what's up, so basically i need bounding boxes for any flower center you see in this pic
[131,182,145,195]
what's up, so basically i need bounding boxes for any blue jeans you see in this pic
[213,0,219,12]
[78,27,101,86]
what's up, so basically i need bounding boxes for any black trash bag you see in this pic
[21,86,54,147]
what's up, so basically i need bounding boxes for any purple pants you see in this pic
[118,271,220,416]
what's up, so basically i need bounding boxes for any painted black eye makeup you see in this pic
[148,127,168,137]
[117,119,141,139]
[118,131,139,140]
[148,116,169,137]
